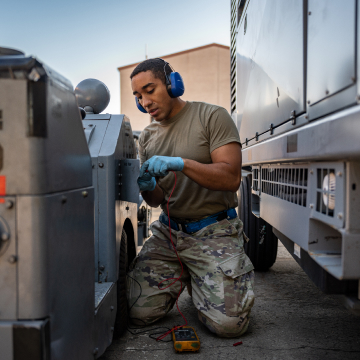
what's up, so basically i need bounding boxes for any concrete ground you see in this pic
[100,210,360,360]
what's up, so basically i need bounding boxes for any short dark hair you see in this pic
[130,58,172,84]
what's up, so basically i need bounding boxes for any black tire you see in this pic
[239,175,278,271]
[114,229,128,337]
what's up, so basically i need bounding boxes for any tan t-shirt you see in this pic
[138,101,241,220]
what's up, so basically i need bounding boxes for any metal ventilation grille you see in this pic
[230,0,237,114]
[252,166,260,193]
[261,167,308,207]
[316,168,336,217]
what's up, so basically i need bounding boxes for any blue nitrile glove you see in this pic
[137,169,156,192]
[141,156,184,177]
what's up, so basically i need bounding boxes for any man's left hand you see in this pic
[141,156,184,177]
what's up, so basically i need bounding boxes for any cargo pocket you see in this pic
[218,251,254,317]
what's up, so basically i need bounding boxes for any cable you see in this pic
[127,171,187,342]
[155,171,187,341]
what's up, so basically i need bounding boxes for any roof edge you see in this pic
[117,43,230,71]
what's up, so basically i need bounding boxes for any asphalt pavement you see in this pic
[99,241,360,360]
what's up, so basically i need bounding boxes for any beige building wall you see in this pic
[118,43,230,131]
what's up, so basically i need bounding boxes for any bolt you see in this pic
[110,306,114,311]
[310,170,314,175]
[99,163,104,168]
[99,265,105,271]
[305,115,309,119]
[1,232,10,241]
[82,191,88,198]
[325,90,329,95]
[308,11,311,15]
[309,204,314,209]
[307,100,311,104]
[61,196,67,204]
[337,213,343,219]
[93,348,99,355]
[337,171,342,177]
[8,255,17,264]
[5,200,13,209]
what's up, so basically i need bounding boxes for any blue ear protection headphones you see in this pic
[135,58,185,114]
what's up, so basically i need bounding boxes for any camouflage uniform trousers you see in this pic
[126,215,255,338]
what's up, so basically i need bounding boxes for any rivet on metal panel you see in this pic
[99,265,105,271]
[308,11,311,15]
[310,170,314,175]
[307,100,311,104]
[110,306,114,311]
[337,171,343,177]
[61,196,67,204]
[309,204,314,209]
[1,232,10,241]
[99,163,104,168]
[305,115,309,120]
[337,213,343,219]
[325,90,329,95]
[8,255,17,264]
[93,348,99,355]
[5,200,13,209]
[82,191,88,198]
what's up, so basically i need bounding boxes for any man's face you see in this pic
[131,70,173,121]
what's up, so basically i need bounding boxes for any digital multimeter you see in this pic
[172,326,201,353]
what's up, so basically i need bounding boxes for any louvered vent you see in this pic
[230,0,238,114]
[261,167,308,207]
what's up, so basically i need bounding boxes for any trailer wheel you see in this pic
[114,229,128,337]
[239,175,278,271]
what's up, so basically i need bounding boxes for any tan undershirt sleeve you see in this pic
[207,107,241,153]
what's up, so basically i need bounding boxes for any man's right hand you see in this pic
[137,170,156,192]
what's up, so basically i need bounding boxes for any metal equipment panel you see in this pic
[0,61,92,196]
[17,188,95,360]
[236,0,305,143]
[241,105,360,166]
[83,119,110,280]
[94,282,117,359]
[0,197,17,320]
[120,159,140,204]
[0,322,12,360]
[307,0,356,110]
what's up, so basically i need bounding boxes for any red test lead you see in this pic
[233,341,243,347]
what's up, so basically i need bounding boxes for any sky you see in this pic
[1,0,231,114]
